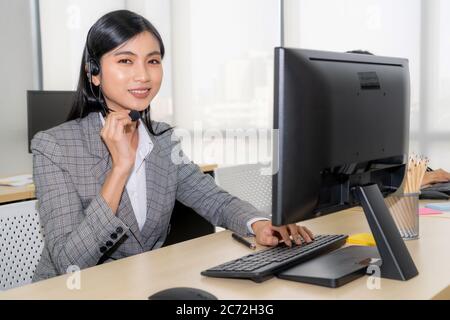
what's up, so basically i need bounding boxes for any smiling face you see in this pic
[91,31,163,112]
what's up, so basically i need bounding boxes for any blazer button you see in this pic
[106,240,113,247]
[111,233,118,240]
[100,246,107,253]
[116,227,124,234]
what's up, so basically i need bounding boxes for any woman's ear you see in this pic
[92,74,101,87]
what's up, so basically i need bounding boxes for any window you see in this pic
[285,0,450,168]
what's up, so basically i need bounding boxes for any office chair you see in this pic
[214,163,272,219]
[0,200,44,290]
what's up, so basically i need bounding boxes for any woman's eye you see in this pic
[118,59,132,64]
[149,59,161,65]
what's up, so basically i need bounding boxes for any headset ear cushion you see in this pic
[90,59,100,76]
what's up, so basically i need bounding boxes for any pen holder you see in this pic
[385,193,420,240]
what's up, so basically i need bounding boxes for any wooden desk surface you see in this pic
[1,206,449,300]
[0,164,217,205]
[0,184,35,204]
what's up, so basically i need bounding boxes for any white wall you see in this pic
[39,0,126,90]
[420,0,450,169]
[0,0,35,177]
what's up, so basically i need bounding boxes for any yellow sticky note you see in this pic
[346,233,376,246]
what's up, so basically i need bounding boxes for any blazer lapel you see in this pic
[82,113,145,249]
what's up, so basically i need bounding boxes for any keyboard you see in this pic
[201,234,348,283]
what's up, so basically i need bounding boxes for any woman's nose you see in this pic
[133,61,151,82]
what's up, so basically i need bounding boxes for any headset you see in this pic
[85,54,100,84]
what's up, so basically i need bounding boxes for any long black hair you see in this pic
[67,10,171,136]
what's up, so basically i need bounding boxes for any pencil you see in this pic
[232,233,256,250]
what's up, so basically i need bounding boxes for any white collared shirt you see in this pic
[99,113,153,231]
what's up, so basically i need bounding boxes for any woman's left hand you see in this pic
[251,220,314,247]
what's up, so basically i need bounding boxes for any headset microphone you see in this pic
[129,110,141,121]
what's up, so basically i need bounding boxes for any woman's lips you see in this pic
[128,88,151,99]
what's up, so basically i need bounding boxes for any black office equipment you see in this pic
[420,181,450,200]
[421,182,450,194]
[420,189,450,200]
[201,234,348,283]
[202,48,418,285]
[277,245,381,288]
[27,90,75,152]
[272,48,417,282]
[272,48,409,226]
[163,191,215,247]
[148,287,218,300]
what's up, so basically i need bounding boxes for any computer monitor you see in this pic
[272,48,418,281]
[27,90,75,152]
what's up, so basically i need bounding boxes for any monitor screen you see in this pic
[272,48,409,226]
[27,90,75,153]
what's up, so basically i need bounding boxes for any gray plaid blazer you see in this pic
[31,112,261,282]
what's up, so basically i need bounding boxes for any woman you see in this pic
[31,10,314,282]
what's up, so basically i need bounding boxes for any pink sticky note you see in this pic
[419,207,443,216]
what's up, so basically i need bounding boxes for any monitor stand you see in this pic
[356,184,418,280]
[277,184,418,287]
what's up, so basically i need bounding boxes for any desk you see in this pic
[1,205,449,300]
[0,184,35,204]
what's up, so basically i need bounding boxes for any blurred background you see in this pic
[0,0,449,177]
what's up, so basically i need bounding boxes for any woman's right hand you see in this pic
[100,111,136,174]
[422,169,450,187]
